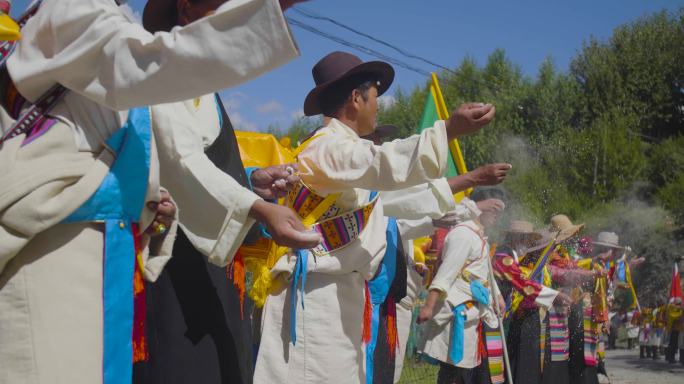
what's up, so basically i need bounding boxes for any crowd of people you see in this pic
[0,1,681,384]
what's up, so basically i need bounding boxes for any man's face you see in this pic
[479,202,503,229]
[354,86,378,137]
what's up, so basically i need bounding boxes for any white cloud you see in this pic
[222,92,248,111]
[378,95,396,109]
[230,112,258,132]
[291,108,305,120]
[119,3,142,24]
[256,100,285,115]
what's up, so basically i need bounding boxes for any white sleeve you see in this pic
[153,99,259,266]
[381,177,456,220]
[299,121,449,194]
[8,0,299,110]
[535,287,559,309]
[429,227,473,294]
[396,217,435,241]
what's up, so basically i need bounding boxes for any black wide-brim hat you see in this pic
[143,0,176,33]
[304,51,394,116]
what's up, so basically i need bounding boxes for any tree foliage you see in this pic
[277,8,684,303]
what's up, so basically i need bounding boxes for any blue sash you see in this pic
[64,107,151,384]
[365,216,398,384]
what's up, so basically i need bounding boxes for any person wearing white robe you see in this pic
[253,51,497,384]
[0,0,307,383]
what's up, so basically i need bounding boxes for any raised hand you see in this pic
[468,163,512,186]
[279,0,308,11]
[248,200,321,249]
[446,103,496,139]
[250,164,301,200]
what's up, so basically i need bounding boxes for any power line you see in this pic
[287,17,432,77]
[292,7,455,75]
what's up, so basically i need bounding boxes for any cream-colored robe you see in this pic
[391,199,481,382]
[419,220,499,369]
[253,118,450,384]
[0,0,298,382]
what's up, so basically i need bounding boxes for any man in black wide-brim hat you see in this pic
[253,50,499,384]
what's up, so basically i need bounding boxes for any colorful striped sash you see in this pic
[485,329,505,384]
[549,306,570,361]
[286,181,377,256]
[582,299,599,367]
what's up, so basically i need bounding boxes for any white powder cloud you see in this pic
[256,100,285,115]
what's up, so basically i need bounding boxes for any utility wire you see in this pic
[292,7,456,75]
[287,17,432,77]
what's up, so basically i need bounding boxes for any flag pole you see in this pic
[430,73,472,198]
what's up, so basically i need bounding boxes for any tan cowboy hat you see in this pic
[592,231,623,249]
[505,220,543,242]
[143,0,177,33]
[304,51,394,116]
[547,214,584,242]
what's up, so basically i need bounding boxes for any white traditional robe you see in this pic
[391,199,481,382]
[419,220,499,369]
[253,118,450,384]
[0,0,298,382]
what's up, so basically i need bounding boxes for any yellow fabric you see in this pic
[0,14,20,41]
[234,131,341,307]
[236,131,296,168]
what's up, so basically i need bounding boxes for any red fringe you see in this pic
[362,282,372,344]
[227,252,246,320]
[132,224,149,363]
[476,320,486,361]
[385,296,399,359]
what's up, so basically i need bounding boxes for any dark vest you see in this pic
[135,96,254,384]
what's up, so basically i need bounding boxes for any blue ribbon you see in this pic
[617,259,626,283]
[470,280,490,306]
[449,304,467,365]
[365,217,399,384]
[64,107,151,384]
[290,248,308,345]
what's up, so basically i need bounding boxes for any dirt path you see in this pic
[603,349,684,384]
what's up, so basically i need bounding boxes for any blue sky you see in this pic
[12,0,684,132]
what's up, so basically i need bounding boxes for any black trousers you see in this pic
[568,304,599,384]
[508,310,542,384]
[666,331,680,363]
[438,363,489,384]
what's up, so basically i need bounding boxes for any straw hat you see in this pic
[547,214,584,242]
[505,220,542,241]
[592,231,623,249]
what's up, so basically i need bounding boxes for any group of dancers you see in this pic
[0,1,675,384]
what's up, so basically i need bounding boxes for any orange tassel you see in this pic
[385,296,399,359]
[132,224,149,363]
[362,281,372,344]
[476,320,486,362]
[228,252,246,320]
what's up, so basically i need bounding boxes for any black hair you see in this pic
[470,187,506,203]
[320,73,378,117]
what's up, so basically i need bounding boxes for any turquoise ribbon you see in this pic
[449,304,467,365]
[290,248,308,345]
[365,217,398,384]
[64,107,151,384]
[470,280,490,306]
